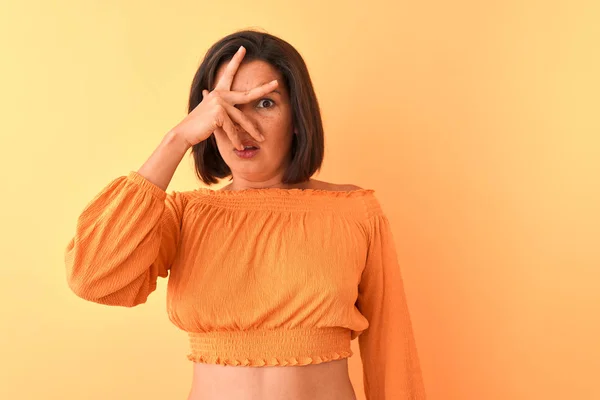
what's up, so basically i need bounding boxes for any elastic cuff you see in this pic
[127,171,167,201]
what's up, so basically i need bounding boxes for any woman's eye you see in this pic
[257,99,274,109]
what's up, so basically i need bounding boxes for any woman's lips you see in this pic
[233,147,260,159]
[240,139,260,149]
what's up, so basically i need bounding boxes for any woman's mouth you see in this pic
[234,146,260,159]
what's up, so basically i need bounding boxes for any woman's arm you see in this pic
[357,209,427,399]
[137,129,191,191]
[64,131,189,307]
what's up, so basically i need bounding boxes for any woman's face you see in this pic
[212,59,295,187]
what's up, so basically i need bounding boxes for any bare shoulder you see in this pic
[340,183,364,191]
[308,179,363,192]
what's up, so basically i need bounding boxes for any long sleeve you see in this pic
[64,171,185,307]
[356,212,426,399]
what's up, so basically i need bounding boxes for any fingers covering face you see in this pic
[214,45,246,91]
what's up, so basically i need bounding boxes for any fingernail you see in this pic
[270,79,277,84]
[260,134,265,141]
[238,45,245,52]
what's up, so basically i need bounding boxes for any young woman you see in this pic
[65,29,426,400]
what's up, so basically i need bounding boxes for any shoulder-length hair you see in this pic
[187,29,325,185]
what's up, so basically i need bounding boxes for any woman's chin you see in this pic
[231,163,265,177]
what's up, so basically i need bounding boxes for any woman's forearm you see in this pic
[137,129,191,191]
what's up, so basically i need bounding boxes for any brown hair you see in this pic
[187,29,325,185]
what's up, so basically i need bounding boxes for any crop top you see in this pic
[64,171,426,399]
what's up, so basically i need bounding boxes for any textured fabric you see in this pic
[64,171,426,399]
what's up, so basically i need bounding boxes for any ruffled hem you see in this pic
[186,350,353,366]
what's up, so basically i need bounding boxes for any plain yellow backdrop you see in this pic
[1,1,599,399]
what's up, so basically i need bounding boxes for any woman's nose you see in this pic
[233,113,258,134]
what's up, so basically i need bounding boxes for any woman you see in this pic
[64,30,426,400]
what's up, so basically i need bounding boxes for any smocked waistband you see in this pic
[187,327,353,367]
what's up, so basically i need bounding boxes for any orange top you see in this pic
[64,171,426,399]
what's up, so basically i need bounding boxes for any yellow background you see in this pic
[1,1,598,399]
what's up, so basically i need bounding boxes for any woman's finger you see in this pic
[221,101,265,142]
[214,46,246,92]
[214,127,239,151]
[219,79,279,106]
[218,110,244,151]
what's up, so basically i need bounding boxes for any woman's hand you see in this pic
[170,45,278,151]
